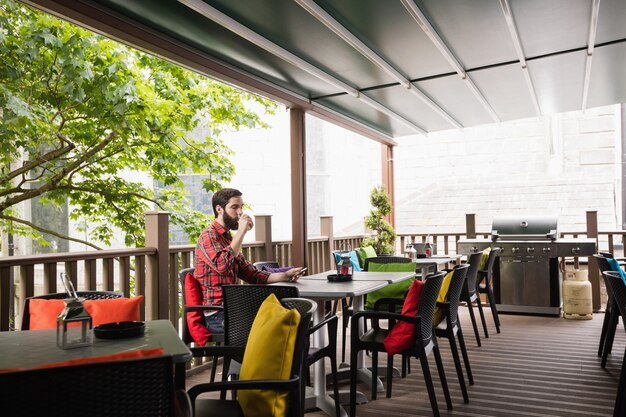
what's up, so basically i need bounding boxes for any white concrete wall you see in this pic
[394,104,622,235]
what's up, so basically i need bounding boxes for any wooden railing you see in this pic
[2,210,624,333]
[0,247,157,331]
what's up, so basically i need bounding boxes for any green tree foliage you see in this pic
[0,1,276,248]
[362,186,396,254]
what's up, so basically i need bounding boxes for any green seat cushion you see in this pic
[364,262,416,310]
[357,246,377,267]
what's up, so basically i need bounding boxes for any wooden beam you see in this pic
[381,144,395,228]
[290,108,307,267]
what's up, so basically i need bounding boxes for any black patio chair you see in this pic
[461,252,488,346]
[21,290,122,330]
[186,296,315,417]
[594,254,618,366]
[349,271,452,417]
[434,264,473,404]
[477,248,501,334]
[1,355,175,417]
[602,271,626,417]
[179,268,225,383]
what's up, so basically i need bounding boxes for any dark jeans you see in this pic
[204,310,225,335]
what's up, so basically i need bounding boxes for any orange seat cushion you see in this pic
[28,296,144,330]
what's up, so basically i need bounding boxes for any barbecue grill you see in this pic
[458,216,596,315]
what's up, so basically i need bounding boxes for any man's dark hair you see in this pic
[212,188,242,216]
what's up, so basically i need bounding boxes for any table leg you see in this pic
[311,299,348,417]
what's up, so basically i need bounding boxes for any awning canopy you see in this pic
[24,0,626,145]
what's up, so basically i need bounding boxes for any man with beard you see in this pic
[193,188,304,334]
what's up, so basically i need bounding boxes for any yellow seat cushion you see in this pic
[433,270,454,326]
[238,293,301,417]
[479,247,492,270]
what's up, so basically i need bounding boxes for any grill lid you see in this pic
[491,216,558,241]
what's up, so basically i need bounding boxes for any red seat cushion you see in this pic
[383,279,424,355]
[184,272,212,346]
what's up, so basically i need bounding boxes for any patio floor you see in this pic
[186,307,622,417]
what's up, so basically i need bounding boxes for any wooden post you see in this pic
[586,210,600,311]
[145,211,170,323]
[381,144,395,228]
[466,213,476,239]
[320,216,334,272]
[290,108,307,267]
[255,215,274,261]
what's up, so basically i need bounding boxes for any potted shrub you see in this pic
[362,186,396,254]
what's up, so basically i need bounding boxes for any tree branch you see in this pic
[0,214,103,250]
[0,129,120,211]
[0,142,75,186]
[56,184,162,206]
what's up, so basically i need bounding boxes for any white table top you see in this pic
[301,270,415,283]
[273,278,390,300]
[0,319,191,370]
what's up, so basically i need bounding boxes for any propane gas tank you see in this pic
[563,269,593,320]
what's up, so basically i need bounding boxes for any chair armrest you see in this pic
[373,297,404,312]
[187,376,300,402]
[190,345,244,360]
[352,309,421,326]
[184,304,223,313]
[308,314,338,335]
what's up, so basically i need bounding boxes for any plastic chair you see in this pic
[434,264,472,404]
[594,253,623,367]
[461,252,488,346]
[186,296,316,417]
[221,284,340,416]
[349,271,452,417]
[21,291,122,330]
[179,268,225,382]
[477,248,501,333]
[602,271,626,417]
[1,355,175,416]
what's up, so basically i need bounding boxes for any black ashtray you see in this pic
[94,321,145,339]
[327,274,352,282]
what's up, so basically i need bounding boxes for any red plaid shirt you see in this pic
[193,220,269,306]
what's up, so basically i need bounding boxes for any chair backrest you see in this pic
[481,248,501,285]
[596,254,619,306]
[442,264,469,326]
[0,355,174,416]
[604,271,626,321]
[594,253,614,273]
[417,271,446,344]
[279,297,315,376]
[21,291,122,330]
[222,285,300,348]
[253,261,280,271]
[464,252,482,294]
[364,255,411,271]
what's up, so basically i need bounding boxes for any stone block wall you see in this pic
[393,104,622,236]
